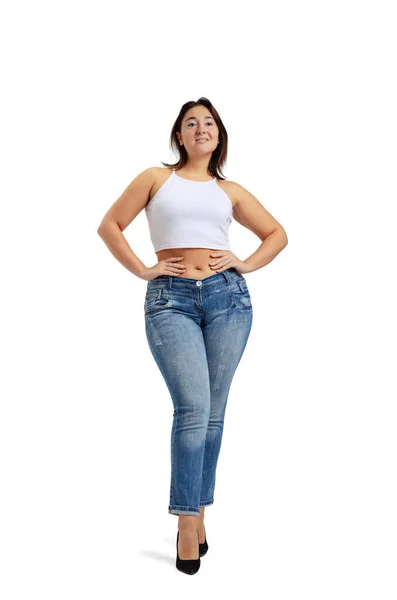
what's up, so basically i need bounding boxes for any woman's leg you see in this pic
[145,307,211,517]
[200,283,253,507]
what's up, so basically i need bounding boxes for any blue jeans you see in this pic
[144,267,253,516]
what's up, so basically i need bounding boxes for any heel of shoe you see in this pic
[176,531,201,575]
[199,523,209,557]
[199,538,208,557]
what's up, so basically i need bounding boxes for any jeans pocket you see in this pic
[231,279,252,309]
[144,288,172,314]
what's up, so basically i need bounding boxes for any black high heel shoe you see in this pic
[176,531,201,575]
[199,523,209,557]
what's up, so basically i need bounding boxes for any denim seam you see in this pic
[146,315,162,346]
[170,406,177,507]
[199,498,214,506]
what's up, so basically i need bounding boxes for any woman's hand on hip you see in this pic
[208,251,253,275]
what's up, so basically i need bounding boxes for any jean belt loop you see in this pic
[168,275,173,289]
[222,269,232,285]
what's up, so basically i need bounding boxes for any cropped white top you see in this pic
[144,169,233,252]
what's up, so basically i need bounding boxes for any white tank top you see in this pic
[144,169,233,252]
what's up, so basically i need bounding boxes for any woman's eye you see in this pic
[187,122,213,127]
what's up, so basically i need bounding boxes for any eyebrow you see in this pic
[185,116,214,122]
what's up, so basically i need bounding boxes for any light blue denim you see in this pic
[144,267,253,516]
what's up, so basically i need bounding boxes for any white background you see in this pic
[1,0,396,597]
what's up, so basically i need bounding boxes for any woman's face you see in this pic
[177,105,219,157]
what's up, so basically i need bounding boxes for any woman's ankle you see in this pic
[178,515,200,530]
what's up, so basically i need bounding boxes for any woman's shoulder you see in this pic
[215,177,240,203]
[143,166,173,186]
[147,166,173,176]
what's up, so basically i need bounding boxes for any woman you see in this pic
[97,97,288,574]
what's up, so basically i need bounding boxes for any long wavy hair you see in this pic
[161,97,228,181]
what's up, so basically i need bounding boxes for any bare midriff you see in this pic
[156,248,226,281]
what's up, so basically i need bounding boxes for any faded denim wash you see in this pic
[144,267,253,516]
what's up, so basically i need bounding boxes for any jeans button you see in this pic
[196,280,202,287]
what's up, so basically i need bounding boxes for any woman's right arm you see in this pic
[97,168,155,279]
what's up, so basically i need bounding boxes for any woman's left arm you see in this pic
[208,181,288,275]
[232,181,288,273]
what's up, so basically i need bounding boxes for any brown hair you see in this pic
[161,97,228,181]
